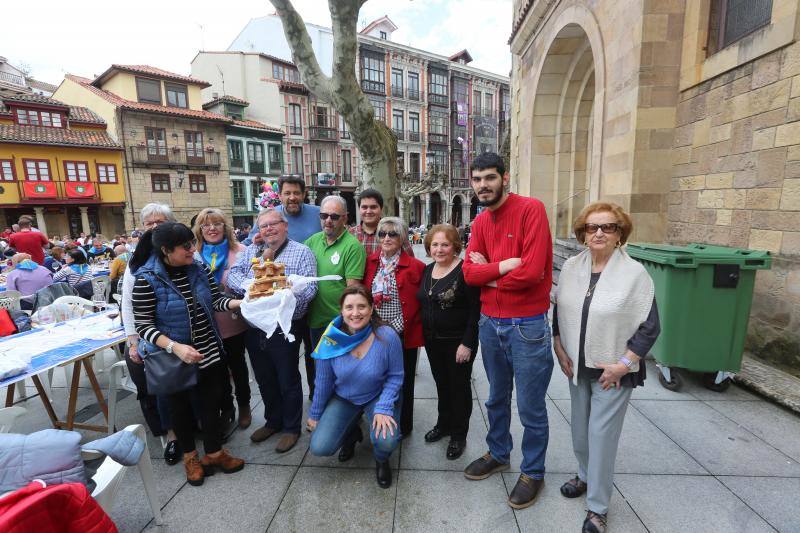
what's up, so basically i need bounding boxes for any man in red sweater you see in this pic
[9,215,49,265]
[461,152,554,510]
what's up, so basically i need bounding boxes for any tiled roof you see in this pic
[93,65,211,88]
[231,119,283,133]
[0,124,121,149]
[25,78,58,93]
[0,93,106,125]
[66,74,232,124]
[509,0,535,44]
[202,95,250,109]
[448,49,473,63]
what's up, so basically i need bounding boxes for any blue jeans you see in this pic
[479,314,553,479]
[309,394,402,462]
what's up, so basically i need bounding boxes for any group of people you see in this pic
[99,151,656,533]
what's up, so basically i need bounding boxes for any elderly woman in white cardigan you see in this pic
[552,202,660,533]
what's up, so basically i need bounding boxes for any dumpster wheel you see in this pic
[657,369,682,391]
[702,372,732,392]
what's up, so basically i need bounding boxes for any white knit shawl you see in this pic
[556,248,654,385]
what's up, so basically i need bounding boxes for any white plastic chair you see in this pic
[107,360,138,435]
[92,275,111,302]
[0,406,26,433]
[0,290,22,312]
[51,295,95,313]
[81,424,163,525]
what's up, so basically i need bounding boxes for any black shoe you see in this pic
[507,474,544,509]
[463,452,510,480]
[582,511,607,533]
[164,440,181,466]
[560,476,587,498]
[376,460,392,489]
[446,439,466,460]
[338,426,363,462]
[424,426,450,443]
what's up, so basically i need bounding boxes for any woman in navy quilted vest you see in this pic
[129,221,245,487]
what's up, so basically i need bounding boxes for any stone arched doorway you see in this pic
[530,23,602,238]
[470,195,479,221]
[451,195,463,227]
[411,196,422,226]
[429,192,442,225]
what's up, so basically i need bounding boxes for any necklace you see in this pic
[428,259,457,296]
[586,277,600,298]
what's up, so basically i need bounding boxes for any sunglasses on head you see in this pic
[584,223,619,234]
[319,213,342,221]
[378,231,400,239]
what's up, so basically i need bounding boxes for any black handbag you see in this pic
[142,286,200,395]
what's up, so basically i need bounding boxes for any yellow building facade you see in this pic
[0,93,126,237]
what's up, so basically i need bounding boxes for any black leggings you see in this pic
[220,332,250,412]
[169,362,228,455]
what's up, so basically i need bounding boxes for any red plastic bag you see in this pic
[0,308,19,337]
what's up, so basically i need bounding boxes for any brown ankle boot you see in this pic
[201,448,245,475]
[238,404,252,429]
[183,450,205,486]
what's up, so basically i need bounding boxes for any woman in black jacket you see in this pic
[416,223,480,460]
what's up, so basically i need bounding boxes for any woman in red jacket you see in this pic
[364,216,425,438]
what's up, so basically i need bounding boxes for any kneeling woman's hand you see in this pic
[306,418,317,432]
[372,414,397,439]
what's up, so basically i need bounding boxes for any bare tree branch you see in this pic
[269,0,332,101]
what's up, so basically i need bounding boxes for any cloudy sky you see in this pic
[2,0,512,85]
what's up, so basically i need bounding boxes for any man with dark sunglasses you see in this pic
[461,152,554,511]
[304,195,366,357]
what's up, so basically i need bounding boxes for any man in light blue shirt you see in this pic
[246,176,321,245]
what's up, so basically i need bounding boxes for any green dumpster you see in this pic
[626,243,771,392]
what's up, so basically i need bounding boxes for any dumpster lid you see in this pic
[626,243,772,269]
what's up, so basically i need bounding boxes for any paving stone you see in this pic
[395,470,517,532]
[554,399,708,475]
[615,474,775,532]
[400,399,488,471]
[144,464,294,532]
[632,400,800,476]
[719,476,800,533]
[268,466,395,532]
[630,360,698,401]
[704,400,800,463]
[505,472,646,533]
[478,399,575,474]
[107,458,186,532]
[302,414,400,470]
[222,399,310,466]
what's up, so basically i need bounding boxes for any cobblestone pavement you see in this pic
[8,245,800,532]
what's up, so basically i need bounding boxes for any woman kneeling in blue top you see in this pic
[308,284,404,489]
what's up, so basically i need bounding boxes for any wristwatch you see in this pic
[165,341,175,354]
[619,355,633,369]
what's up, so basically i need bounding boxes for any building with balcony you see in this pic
[222,14,510,227]
[0,57,57,97]
[191,51,360,219]
[53,65,233,228]
[203,95,285,228]
[0,93,125,236]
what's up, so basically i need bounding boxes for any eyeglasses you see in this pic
[584,223,620,234]
[200,222,224,230]
[378,231,400,239]
[258,221,285,230]
[319,213,342,221]
[144,218,166,229]
[179,239,197,251]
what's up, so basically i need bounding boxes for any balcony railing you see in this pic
[16,179,106,204]
[269,161,282,173]
[391,87,404,98]
[230,158,244,171]
[288,125,302,136]
[407,88,421,101]
[392,128,404,140]
[361,79,386,95]
[248,161,265,174]
[340,130,351,139]
[0,71,26,87]
[451,178,470,189]
[309,126,338,141]
[428,132,448,145]
[428,93,448,106]
[129,146,221,169]
[408,131,421,142]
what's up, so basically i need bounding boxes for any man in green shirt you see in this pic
[305,195,366,351]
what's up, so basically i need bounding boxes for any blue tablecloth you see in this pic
[0,311,124,388]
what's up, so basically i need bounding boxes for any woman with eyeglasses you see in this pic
[363,216,425,439]
[552,202,660,533]
[129,221,246,487]
[193,208,251,430]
